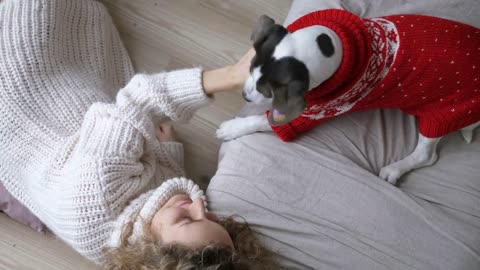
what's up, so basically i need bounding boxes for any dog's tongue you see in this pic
[272,109,286,122]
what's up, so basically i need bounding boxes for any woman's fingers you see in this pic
[235,48,256,83]
[156,124,177,142]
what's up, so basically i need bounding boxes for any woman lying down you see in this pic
[0,0,277,269]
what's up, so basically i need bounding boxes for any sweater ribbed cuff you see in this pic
[162,68,212,122]
[159,142,184,168]
[267,111,298,141]
[271,124,298,142]
[117,68,212,124]
[418,117,479,138]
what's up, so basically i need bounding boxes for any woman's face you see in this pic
[150,194,234,249]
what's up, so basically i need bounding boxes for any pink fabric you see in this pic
[0,182,46,234]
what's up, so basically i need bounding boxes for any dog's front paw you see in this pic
[379,164,403,185]
[216,118,257,141]
[217,118,255,141]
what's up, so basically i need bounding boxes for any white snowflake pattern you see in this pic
[303,18,400,120]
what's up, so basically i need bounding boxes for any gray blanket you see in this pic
[207,1,480,269]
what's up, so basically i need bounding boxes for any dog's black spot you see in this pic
[259,57,309,124]
[316,33,335,57]
[263,58,309,90]
[257,57,309,102]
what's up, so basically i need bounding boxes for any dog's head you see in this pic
[243,15,341,125]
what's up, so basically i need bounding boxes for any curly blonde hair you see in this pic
[102,216,278,270]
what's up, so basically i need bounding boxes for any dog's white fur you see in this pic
[243,26,342,104]
[217,25,479,185]
[273,26,342,90]
[216,115,271,141]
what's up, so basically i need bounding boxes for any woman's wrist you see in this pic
[202,49,255,95]
[202,65,243,95]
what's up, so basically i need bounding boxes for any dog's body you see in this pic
[217,9,480,184]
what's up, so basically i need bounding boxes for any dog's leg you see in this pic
[380,134,441,185]
[216,115,271,140]
[460,121,480,143]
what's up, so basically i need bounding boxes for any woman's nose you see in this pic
[189,198,207,220]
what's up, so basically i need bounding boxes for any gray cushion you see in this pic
[207,1,480,269]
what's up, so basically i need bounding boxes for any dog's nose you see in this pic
[242,91,251,102]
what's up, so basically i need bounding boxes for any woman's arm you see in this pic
[114,48,255,124]
[203,48,255,94]
[69,49,255,213]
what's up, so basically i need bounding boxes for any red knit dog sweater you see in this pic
[270,9,480,141]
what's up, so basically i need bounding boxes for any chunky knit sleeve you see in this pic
[0,0,211,262]
[45,69,211,260]
[117,69,211,123]
[75,68,210,213]
[158,142,185,170]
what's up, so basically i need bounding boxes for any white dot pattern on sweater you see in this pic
[0,0,210,264]
[295,10,480,141]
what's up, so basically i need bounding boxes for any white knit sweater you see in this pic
[0,0,211,264]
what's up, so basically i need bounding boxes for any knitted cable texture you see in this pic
[0,0,210,263]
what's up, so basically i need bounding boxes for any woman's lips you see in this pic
[175,199,192,208]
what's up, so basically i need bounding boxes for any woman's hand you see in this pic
[202,48,255,95]
[233,48,256,85]
[156,124,177,142]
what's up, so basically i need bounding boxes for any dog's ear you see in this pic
[251,15,275,48]
[268,80,308,126]
[287,80,309,98]
[256,77,273,98]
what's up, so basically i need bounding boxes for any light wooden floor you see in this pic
[0,0,292,269]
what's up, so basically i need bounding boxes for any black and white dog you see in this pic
[217,14,343,135]
[216,11,480,185]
